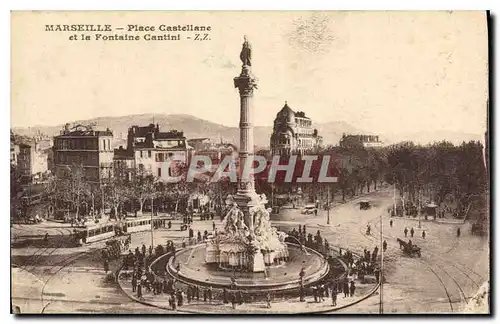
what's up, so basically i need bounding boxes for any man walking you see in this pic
[132,274,137,292]
[404,227,408,237]
[331,286,337,306]
[343,278,349,298]
[410,227,415,238]
[349,280,356,297]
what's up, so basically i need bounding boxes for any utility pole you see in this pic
[271,183,274,209]
[327,185,330,225]
[393,175,397,216]
[151,195,154,248]
[379,211,384,314]
[418,188,422,228]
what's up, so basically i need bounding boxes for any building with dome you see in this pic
[270,102,322,155]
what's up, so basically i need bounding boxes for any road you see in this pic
[11,188,489,314]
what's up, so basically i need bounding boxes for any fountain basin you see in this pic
[166,243,332,293]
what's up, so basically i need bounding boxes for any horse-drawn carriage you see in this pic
[471,222,487,236]
[360,200,371,210]
[396,238,421,257]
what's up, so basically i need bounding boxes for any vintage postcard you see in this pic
[10,11,490,315]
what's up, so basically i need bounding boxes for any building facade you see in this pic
[17,142,49,183]
[270,102,322,155]
[123,123,193,179]
[11,143,19,166]
[339,134,383,148]
[53,124,114,184]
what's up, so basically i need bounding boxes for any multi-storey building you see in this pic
[14,140,48,183]
[53,124,114,184]
[339,134,383,148]
[270,102,322,155]
[10,142,19,166]
[122,123,193,179]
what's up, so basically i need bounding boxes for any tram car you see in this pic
[125,218,152,233]
[80,223,116,244]
[76,216,170,245]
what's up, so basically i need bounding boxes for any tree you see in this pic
[107,162,132,218]
[130,165,156,215]
[57,164,91,220]
[10,164,24,219]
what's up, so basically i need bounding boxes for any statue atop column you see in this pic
[240,35,252,66]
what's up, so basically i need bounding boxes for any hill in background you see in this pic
[11,113,484,149]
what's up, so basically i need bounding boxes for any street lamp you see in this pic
[379,211,384,314]
[327,185,330,225]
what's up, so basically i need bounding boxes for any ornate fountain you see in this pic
[205,195,288,272]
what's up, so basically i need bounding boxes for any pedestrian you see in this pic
[343,279,349,298]
[177,289,183,307]
[266,293,272,308]
[186,286,192,303]
[383,240,387,252]
[350,281,356,297]
[170,293,177,310]
[404,227,408,237]
[212,221,216,231]
[103,258,109,273]
[374,268,380,283]
[231,292,237,310]
[208,286,213,304]
[136,281,142,299]
[168,220,172,229]
[203,287,208,302]
[132,274,137,292]
[299,285,305,302]
[331,286,338,306]
[389,219,393,228]
[422,230,426,239]
[141,244,146,256]
[410,228,415,238]
[223,288,229,304]
[457,227,461,238]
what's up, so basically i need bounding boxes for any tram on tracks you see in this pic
[77,216,170,244]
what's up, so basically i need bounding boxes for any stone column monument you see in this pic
[233,36,261,229]
[233,36,266,272]
[204,36,288,273]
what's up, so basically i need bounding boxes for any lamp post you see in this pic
[379,211,384,314]
[327,185,330,225]
[150,195,154,248]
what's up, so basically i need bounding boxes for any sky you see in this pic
[11,11,488,135]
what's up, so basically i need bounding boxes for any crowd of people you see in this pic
[115,221,382,311]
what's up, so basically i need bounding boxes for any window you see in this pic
[148,150,152,158]
[140,151,143,158]
[156,153,164,162]
[158,167,162,177]
[107,140,111,151]
[102,139,106,150]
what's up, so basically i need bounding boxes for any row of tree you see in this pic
[11,138,487,221]
[255,139,487,212]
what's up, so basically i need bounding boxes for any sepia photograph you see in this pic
[10,10,490,315]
